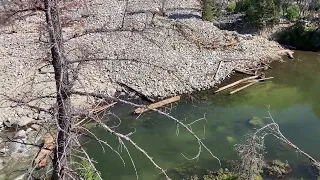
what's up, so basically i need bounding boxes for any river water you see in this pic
[84,51,320,180]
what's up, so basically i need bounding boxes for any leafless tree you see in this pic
[43,0,72,179]
[235,107,320,180]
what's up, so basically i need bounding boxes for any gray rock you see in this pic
[31,124,40,131]
[13,130,27,139]
[0,159,4,170]
[128,92,136,97]
[3,119,13,128]
[17,116,33,127]
[25,128,33,135]
[107,88,116,97]
[14,174,26,180]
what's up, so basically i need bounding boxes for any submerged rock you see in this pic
[227,136,236,144]
[264,159,292,178]
[249,116,265,127]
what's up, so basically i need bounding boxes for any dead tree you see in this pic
[235,107,320,179]
[44,0,72,179]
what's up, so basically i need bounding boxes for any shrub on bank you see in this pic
[226,1,237,12]
[235,0,251,12]
[286,4,300,21]
[277,22,320,51]
[202,0,216,21]
[246,0,280,28]
[77,160,100,180]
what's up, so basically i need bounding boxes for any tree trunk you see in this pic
[44,0,71,179]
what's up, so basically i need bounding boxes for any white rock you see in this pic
[17,116,33,127]
[13,130,27,139]
[25,128,33,135]
[31,124,41,131]
[107,88,116,97]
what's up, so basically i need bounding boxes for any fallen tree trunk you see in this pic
[134,96,180,114]
[215,75,259,93]
[34,133,55,168]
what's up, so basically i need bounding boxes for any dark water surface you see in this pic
[85,51,320,180]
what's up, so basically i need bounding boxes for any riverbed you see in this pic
[84,51,320,179]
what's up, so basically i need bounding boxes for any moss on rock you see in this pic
[249,116,264,127]
[264,159,291,178]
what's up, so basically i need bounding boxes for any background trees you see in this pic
[246,0,280,28]
[202,0,217,21]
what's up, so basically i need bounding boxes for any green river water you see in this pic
[85,51,320,180]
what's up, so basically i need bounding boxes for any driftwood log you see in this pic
[278,49,294,59]
[215,75,259,93]
[34,133,55,168]
[229,81,259,95]
[74,102,117,127]
[134,96,180,114]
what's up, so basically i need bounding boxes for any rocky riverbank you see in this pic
[0,0,286,177]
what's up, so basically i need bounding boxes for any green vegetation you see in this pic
[264,160,291,178]
[277,22,320,51]
[231,0,318,31]
[249,116,264,127]
[246,0,280,28]
[286,4,300,21]
[77,160,100,180]
[203,169,238,180]
[226,136,236,144]
[254,176,264,180]
[172,162,201,179]
[235,0,251,12]
[226,2,236,12]
[202,0,216,21]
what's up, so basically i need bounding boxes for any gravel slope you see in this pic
[0,0,283,124]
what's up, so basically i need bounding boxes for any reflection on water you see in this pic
[85,51,320,180]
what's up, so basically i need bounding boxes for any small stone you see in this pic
[120,92,126,96]
[26,128,33,135]
[107,88,116,97]
[14,130,27,139]
[128,92,135,97]
[31,124,40,131]
[3,119,13,128]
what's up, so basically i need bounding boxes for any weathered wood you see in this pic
[74,102,117,127]
[229,81,258,95]
[44,0,71,179]
[215,75,259,93]
[234,68,256,76]
[258,77,274,81]
[278,49,294,59]
[246,77,274,83]
[214,61,223,81]
[34,133,55,168]
[134,96,180,114]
